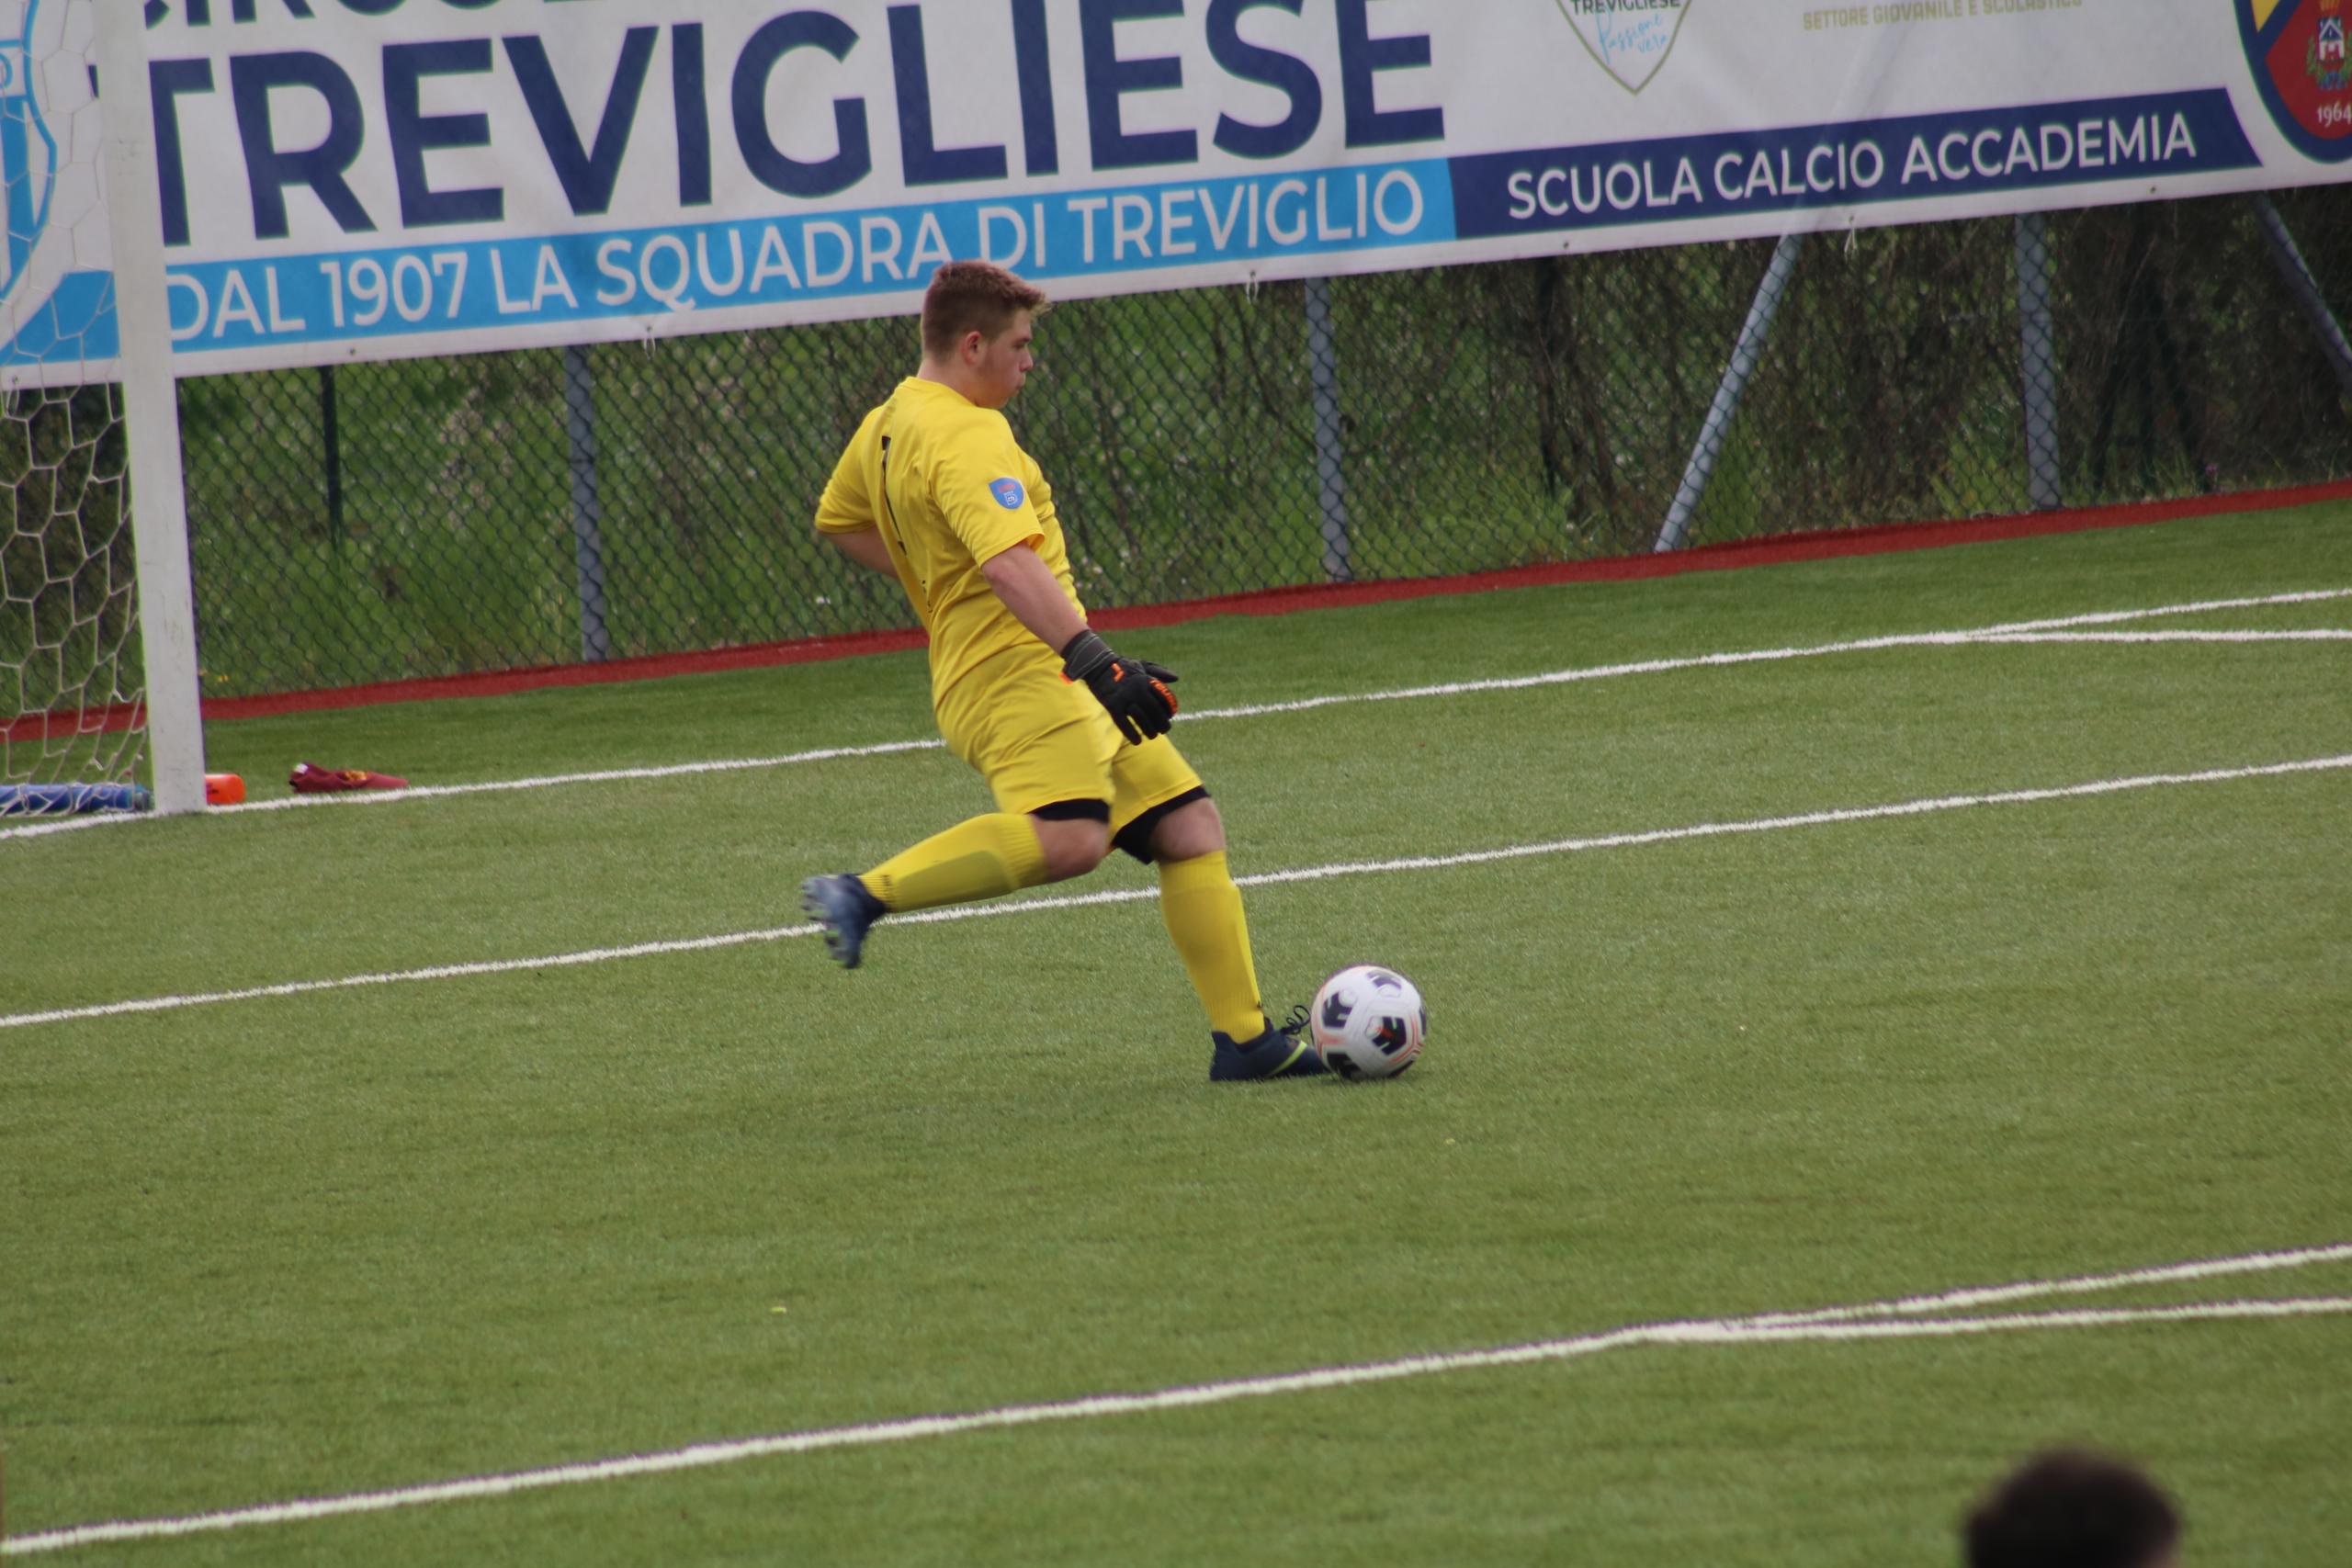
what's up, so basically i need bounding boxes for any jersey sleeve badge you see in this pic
[989,477,1027,510]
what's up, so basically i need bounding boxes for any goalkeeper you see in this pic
[799,261,1323,1081]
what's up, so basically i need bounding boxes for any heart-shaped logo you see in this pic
[1554,0,1696,96]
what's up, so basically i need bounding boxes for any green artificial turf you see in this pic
[2,506,2347,1564]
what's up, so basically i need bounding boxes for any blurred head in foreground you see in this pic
[1963,1450,2182,1568]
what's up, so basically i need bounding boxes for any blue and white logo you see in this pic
[989,477,1026,510]
[1555,0,1692,96]
[0,0,57,307]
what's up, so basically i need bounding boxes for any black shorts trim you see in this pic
[1032,798,1112,824]
[1114,786,1212,865]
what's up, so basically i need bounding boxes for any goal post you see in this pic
[93,0,201,816]
[1,0,201,818]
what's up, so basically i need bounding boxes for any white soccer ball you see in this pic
[1309,964,1427,1080]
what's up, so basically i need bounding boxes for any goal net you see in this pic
[0,0,146,813]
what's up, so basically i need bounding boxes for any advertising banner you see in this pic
[1,0,2345,383]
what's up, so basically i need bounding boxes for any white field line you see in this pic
[1746,1240,2352,1327]
[6,1244,2346,1558]
[6,751,2348,1033]
[1695,1296,2352,1343]
[0,739,952,842]
[1191,588,2352,723]
[1972,629,2352,645]
[6,587,2345,845]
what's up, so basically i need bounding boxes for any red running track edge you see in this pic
[9,479,2349,742]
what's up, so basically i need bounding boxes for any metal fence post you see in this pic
[1654,231,1804,554]
[1304,276,1353,583]
[2249,194,2352,405]
[319,366,345,545]
[2015,211,2063,511]
[562,344,612,663]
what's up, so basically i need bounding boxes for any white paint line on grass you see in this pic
[1222,754,2352,896]
[0,739,953,841]
[1970,629,2352,645]
[1747,1240,2352,1327]
[1193,588,2352,723]
[6,752,2348,1033]
[6,587,2344,844]
[1695,1295,2352,1343]
[0,927,818,1032]
[232,739,951,812]
[6,1245,2346,1558]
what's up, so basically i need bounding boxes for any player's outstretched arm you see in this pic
[818,525,898,576]
[978,544,1178,744]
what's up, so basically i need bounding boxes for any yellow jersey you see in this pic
[815,377,1082,700]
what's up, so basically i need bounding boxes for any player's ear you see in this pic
[962,330,986,364]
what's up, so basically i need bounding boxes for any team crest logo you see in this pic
[1553,0,1693,95]
[2239,0,2352,161]
[989,477,1026,510]
[0,0,58,308]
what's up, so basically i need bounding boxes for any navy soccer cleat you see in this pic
[1209,1008,1330,1081]
[800,874,886,970]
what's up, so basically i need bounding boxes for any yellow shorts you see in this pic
[934,647,1204,845]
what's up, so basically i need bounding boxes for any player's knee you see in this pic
[1042,829,1110,881]
[1150,797,1226,863]
[1032,815,1111,881]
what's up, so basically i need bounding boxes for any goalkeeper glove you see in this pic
[1060,629,1180,745]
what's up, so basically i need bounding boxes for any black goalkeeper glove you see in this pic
[1060,629,1180,745]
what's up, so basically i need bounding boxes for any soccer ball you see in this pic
[1309,964,1427,1080]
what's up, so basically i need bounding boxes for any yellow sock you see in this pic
[1159,852,1267,1041]
[863,813,1049,913]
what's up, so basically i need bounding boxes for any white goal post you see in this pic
[94,1,202,816]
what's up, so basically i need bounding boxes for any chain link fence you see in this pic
[15,187,2352,715]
